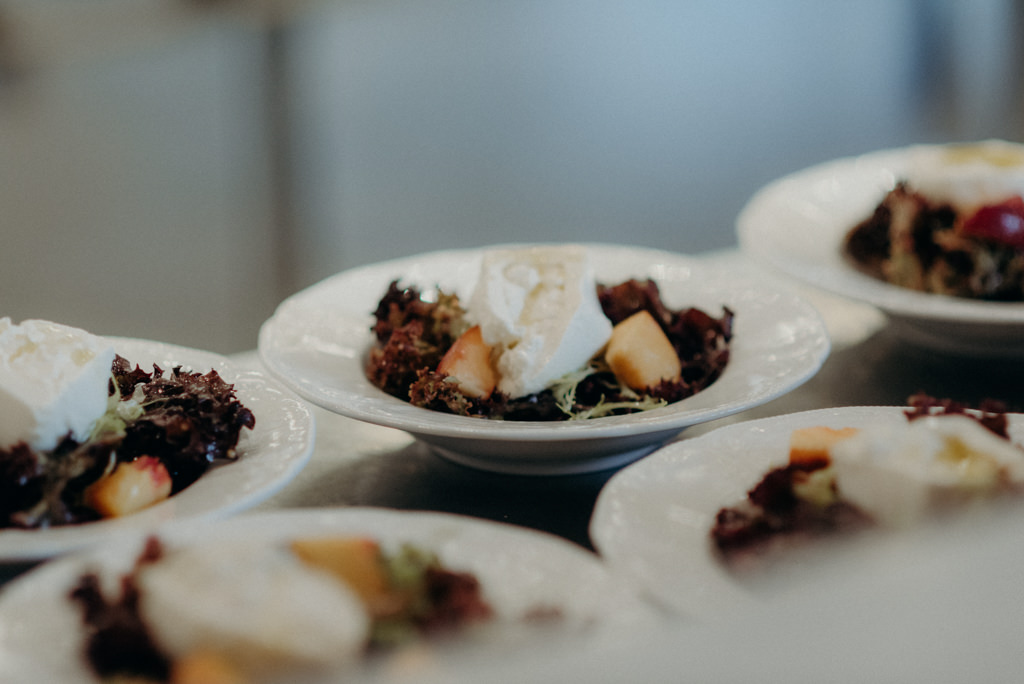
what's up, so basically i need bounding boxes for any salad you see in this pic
[365,246,733,421]
[69,534,497,684]
[1,354,254,530]
[711,395,1023,572]
[843,140,1024,300]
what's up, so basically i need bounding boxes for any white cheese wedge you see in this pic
[136,542,370,674]
[905,139,1024,213]
[467,245,613,398]
[0,318,115,451]
[830,415,1024,528]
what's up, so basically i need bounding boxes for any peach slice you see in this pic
[290,537,404,617]
[170,649,247,684]
[788,426,860,465]
[605,310,681,391]
[83,456,173,518]
[436,325,497,398]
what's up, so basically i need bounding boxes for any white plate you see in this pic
[736,145,1024,356]
[257,244,830,475]
[0,338,315,561]
[589,406,1024,621]
[0,507,660,684]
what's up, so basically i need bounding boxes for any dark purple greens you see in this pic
[0,355,254,529]
[366,277,733,421]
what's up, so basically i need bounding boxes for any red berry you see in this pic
[960,196,1024,250]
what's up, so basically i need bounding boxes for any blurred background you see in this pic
[1,0,1021,354]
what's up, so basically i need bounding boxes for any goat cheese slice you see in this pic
[468,245,613,398]
[0,318,115,451]
[830,414,1024,528]
[906,140,1024,213]
[136,542,370,673]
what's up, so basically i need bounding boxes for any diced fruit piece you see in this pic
[788,426,860,466]
[436,325,497,398]
[83,456,173,517]
[960,196,1024,250]
[290,537,404,617]
[604,310,681,390]
[171,649,247,684]
[791,467,840,508]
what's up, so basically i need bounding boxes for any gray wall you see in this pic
[1,0,1021,353]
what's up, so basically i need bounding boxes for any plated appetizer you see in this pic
[0,318,254,530]
[844,140,1024,300]
[712,395,1023,572]
[589,401,1024,619]
[737,142,1024,356]
[70,535,493,683]
[0,509,658,684]
[258,244,828,474]
[366,245,733,421]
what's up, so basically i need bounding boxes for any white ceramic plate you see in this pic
[737,145,1024,356]
[590,406,1024,621]
[0,507,660,684]
[257,244,830,475]
[0,338,315,561]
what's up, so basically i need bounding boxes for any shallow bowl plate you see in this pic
[258,244,830,475]
[737,146,1024,356]
[0,338,315,561]
[590,406,1024,620]
[0,507,659,683]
